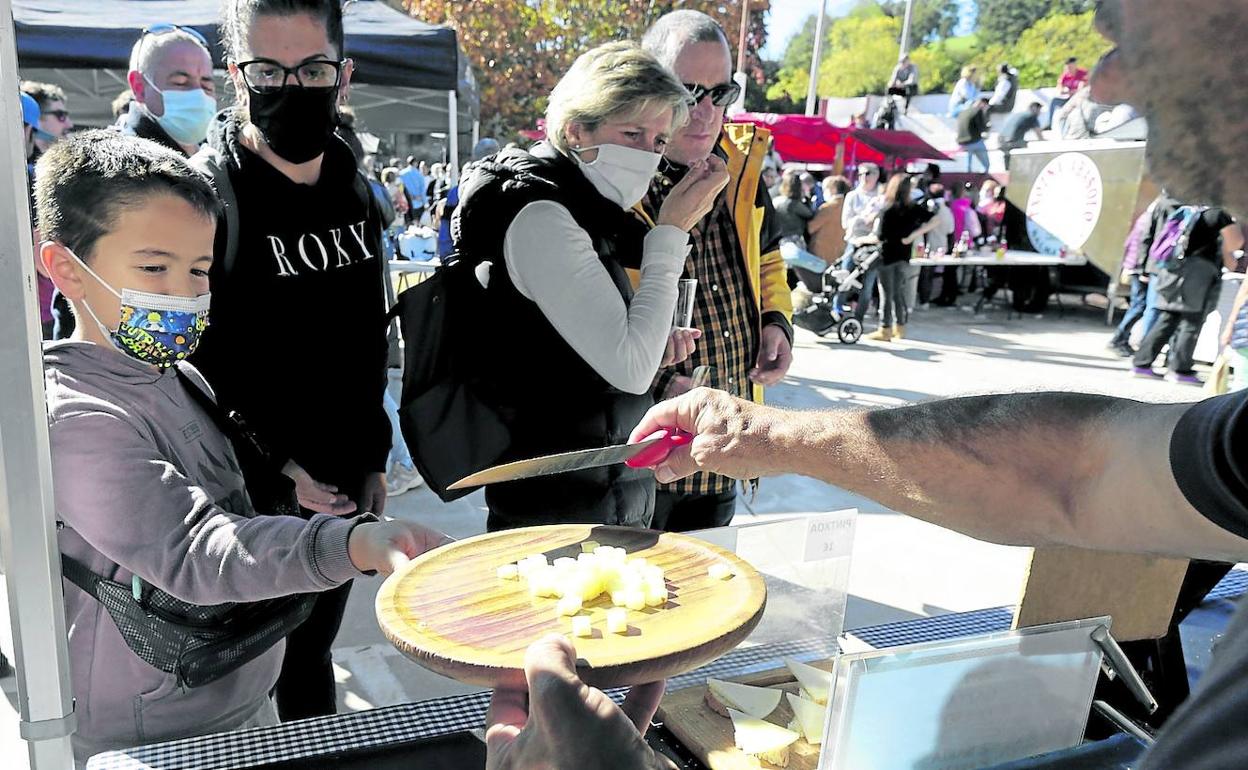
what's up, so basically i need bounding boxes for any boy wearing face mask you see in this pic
[118,24,219,157]
[35,130,448,764]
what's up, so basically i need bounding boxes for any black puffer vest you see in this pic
[452,143,656,530]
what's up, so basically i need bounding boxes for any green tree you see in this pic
[880,0,960,46]
[974,0,1095,46]
[768,3,904,101]
[908,37,978,94]
[969,11,1109,88]
[744,59,802,114]
[403,0,771,140]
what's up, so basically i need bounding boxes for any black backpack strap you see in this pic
[188,146,241,276]
[59,551,115,601]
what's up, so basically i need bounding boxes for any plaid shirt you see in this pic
[644,158,783,496]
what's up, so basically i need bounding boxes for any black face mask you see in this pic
[247,85,338,164]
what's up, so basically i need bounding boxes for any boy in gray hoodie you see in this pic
[33,130,449,762]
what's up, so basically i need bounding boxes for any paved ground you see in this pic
[324,298,1206,712]
[0,295,1212,764]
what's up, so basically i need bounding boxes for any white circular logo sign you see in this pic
[1025,152,1103,254]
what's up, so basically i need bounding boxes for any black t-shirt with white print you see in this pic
[192,125,390,490]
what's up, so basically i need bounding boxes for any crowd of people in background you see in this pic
[775,157,1028,342]
[14,5,799,764]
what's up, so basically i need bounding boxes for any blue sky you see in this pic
[760,0,977,60]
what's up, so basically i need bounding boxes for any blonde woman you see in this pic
[453,41,728,530]
[948,65,980,117]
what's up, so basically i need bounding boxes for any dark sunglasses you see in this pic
[683,81,742,108]
[45,109,70,121]
[140,23,210,50]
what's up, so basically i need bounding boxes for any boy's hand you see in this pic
[347,519,453,576]
[359,471,387,516]
[282,461,357,516]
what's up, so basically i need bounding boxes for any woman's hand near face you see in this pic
[656,155,729,231]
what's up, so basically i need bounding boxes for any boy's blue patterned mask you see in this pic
[68,248,211,368]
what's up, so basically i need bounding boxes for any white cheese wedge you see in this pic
[707,679,782,719]
[785,692,826,745]
[784,658,831,706]
[727,707,799,766]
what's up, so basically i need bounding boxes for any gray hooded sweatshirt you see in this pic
[44,341,365,758]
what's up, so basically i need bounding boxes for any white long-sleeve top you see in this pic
[502,199,689,394]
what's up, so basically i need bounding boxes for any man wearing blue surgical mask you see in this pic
[119,24,218,156]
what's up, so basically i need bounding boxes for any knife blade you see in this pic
[448,429,691,490]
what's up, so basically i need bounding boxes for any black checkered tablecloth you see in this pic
[87,569,1248,770]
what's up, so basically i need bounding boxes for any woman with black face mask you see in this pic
[189,0,390,722]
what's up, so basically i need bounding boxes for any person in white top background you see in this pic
[450,41,728,531]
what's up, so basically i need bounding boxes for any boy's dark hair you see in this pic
[221,0,346,62]
[35,130,221,262]
[20,81,68,109]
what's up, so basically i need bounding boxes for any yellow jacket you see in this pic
[632,123,793,403]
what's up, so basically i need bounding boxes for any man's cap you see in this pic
[472,137,500,161]
[19,92,55,142]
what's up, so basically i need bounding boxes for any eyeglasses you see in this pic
[45,109,70,122]
[237,59,345,93]
[683,81,742,108]
[140,23,210,50]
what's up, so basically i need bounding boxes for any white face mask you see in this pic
[571,143,663,209]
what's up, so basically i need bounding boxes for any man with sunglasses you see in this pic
[640,10,794,533]
[20,81,72,156]
[120,24,218,156]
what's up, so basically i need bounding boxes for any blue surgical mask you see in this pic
[144,76,217,146]
[69,247,211,368]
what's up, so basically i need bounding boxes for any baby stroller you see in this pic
[792,240,882,344]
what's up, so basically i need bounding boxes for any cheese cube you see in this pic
[625,589,646,611]
[610,590,628,607]
[496,564,519,580]
[644,581,668,607]
[607,607,628,634]
[577,552,596,565]
[708,563,733,580]
[580,541,600,553]
[571,615,592,637]
[552,557,577,571]
[557,595,582,616]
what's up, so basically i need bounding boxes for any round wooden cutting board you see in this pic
[376,524,767,689]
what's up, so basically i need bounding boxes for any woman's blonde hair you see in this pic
[546,41,691,155]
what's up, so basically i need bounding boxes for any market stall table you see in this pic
[911,250,1090,317]
[86,570,1248,770]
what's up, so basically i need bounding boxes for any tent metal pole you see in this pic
[0,0,79,767]
[805,0,829,116]
[447,90,459,177]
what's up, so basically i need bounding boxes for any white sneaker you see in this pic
[386,464,424,497]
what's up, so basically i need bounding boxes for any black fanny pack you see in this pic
[61,554,315,688]
[59,367,314,688]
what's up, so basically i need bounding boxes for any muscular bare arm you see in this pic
[632,389,1248,562]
